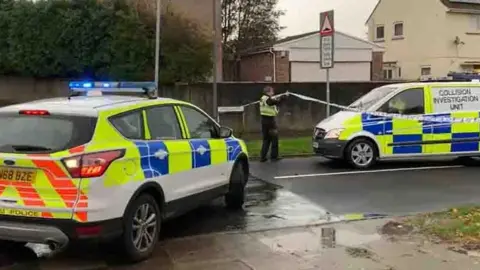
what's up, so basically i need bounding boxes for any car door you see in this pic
[176,105,229,190]
[142,105,198,202]
[378,87,428,156]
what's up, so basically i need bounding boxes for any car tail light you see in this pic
[19,110,50,115]
[62,150,125,178]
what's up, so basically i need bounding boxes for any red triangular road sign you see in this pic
[321,15,333,34]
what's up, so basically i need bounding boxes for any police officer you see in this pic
[259,85,288,162]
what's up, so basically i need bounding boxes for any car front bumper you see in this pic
[312,138,348,159]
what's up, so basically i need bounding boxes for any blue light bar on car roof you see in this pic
[68,81,156,92]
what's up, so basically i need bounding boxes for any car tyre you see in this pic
[121,194,161,263]
[225,161,247,210]
[345,138,377,169]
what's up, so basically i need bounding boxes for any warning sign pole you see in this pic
[320,10,334,117]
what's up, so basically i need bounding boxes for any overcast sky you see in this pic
[277,0,379,39]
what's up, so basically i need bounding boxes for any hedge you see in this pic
[0,0,212,83]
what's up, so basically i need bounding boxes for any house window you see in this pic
[471,15,480,31]
[383,69,393,79]
[394,22,403,37]
[376,25,385,40]
[421,67,431,76]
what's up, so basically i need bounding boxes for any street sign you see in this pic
[319,10,335,118]
[319,10,334,69]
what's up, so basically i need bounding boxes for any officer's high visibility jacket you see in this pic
[259,95,279,116]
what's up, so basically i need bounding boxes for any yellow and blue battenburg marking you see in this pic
[225,138,243,161]
[134,141,169,178]
[134,138,244,177]
[190,139,211,168]
[359,112,480,154]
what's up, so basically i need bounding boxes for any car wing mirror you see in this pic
[219,126,233,138]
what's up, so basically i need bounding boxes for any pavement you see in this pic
[2,156,480,269]
[13,218,480,270]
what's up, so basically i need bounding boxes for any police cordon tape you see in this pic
[239,91,480,124]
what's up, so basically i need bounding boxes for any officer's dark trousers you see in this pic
[260,118,278,160]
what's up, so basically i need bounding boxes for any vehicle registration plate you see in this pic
[0,167,37,183]
[312,142,319,148]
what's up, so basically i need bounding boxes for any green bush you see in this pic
[0,0,212,83]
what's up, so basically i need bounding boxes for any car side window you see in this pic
[179,106,219,139]
[145,106,182,140]
[110,110,144,140]
[378,88,425,115]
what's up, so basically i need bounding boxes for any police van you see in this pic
[313,80,480,169]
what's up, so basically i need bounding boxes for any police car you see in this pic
[0,82,249,262]
[313,80,480,169]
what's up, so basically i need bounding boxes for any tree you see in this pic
[222,0,284,57]
[0,0,212,83]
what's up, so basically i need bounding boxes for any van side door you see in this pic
[377,87,427,156]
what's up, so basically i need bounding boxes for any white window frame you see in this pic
[383,68,393,80]
[421,66,431,76]
[393,22,404,38]
[475,15,480,31]
[375,25,385,41]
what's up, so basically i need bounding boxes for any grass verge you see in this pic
[245,136,312,158]
[405,206,480,249]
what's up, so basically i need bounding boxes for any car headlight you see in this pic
[324,128,344,139]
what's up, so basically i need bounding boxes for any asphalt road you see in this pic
[251,156,480,216]
[3,156,480,269]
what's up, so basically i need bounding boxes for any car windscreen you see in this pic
[0,113,97,153]
[348,86,398,111]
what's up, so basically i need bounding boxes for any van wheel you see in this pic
[455,156,478,166]
[225,162,247,210]
[345,138,377,169]
[121,194,161,262]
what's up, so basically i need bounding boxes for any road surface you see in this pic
[251,156,480,215]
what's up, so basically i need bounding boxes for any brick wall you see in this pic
[239,51,290,82]
[275,51,290,82]
[371,51,384,81]
[239,52,273,81]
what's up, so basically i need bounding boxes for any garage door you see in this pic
[290,62,371,82]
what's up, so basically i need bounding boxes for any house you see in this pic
[237,31,385,82]
[367,0,480,80]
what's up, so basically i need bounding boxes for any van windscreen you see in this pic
[349,86,398,111]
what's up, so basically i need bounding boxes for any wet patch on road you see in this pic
[0,178,334,269]
[160,177,333,239]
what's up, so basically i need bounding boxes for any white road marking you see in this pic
[274,165,465,179]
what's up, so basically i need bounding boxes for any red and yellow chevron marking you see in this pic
[0,146,90,221]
